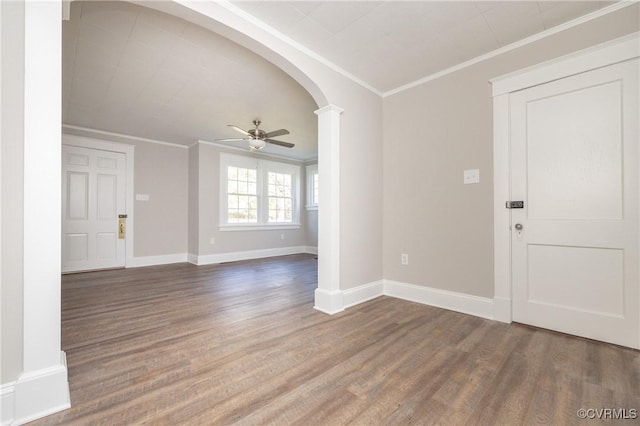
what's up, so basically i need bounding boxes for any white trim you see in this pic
[305,163,318,210]
[383,2,637,97]
[493,297,512,324]
[62,124,188,149]
[313,289,344,315]
[491,32,640,325]
[220,224,301,232]
[315,278,495,321]
[304,246,318,255]
[62,133,135,269]
[10,352,70,426]
[343,280,384,309]
[187,253,198,265]
[193,245,308,266]
[128,253,188,268]
[215,0,382,97]
[383,280,495,321]
[493,92,512,324]
[491,33,640,96]
[197,139,308,163]
[219,152,301,228]
[1,382,16,426]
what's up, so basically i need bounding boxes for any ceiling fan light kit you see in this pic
[215,119,295,151]
[249,139,266,150]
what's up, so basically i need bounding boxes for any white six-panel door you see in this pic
[62,145,126,272]
[510,59,639,348]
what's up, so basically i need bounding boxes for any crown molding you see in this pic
[383,1,637,97]
[61,124,189,149]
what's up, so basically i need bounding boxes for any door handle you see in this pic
[514,223,523,231]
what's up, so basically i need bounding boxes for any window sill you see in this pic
[305,205,318,211]
[220,224,301,232]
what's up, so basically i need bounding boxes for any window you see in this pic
[306,164,318,210]
[268,172,293,222]
[227,166,257,223]
[220,153,300,230]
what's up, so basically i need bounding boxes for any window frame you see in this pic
[220,153,300,231]
[306,163,318,211]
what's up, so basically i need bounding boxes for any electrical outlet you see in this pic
[209,237,215,245]
[401,254,409,265]
[280,233,285,240]
[464,169,480,184]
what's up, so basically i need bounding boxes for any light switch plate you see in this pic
[464,169,480,184]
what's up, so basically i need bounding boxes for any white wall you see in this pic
[382,5,639,298]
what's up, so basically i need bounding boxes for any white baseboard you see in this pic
[383,280,495,320]
[1,382,15,425]
[314,288,345,314]
[4,352,70,425]
[127,247,317,268]
[342,280,384,309]
[304,246,318,255]
[194,246,308,265]
[128,253,188,268]
[315,278,496,322]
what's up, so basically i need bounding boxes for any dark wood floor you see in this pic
[31,254,638,425]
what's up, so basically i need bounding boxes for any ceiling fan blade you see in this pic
[264,128,289,138]
[214,138,250,142]
[265,138,295,148]
[228,125,250,136]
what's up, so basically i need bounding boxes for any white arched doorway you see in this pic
[135,0,346,314]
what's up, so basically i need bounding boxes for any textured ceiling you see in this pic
[232,1,614,92]
[63,1,618,159]
[62,1,320,160]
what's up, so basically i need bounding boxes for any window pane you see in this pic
[239,168,248,181]
[228,167,237,180]
[228,181,238,194]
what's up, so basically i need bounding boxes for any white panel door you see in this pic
[510,59,639,348]
[62,145,126,272]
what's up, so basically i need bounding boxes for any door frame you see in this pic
[490,32,640,324]
[62,133,135,269]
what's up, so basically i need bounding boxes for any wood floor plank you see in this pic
[29,254,639,425]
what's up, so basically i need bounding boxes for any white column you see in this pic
[314,104,344,314]
[13,1,70,423]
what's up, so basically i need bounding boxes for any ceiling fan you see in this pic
[215,120,294,151]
